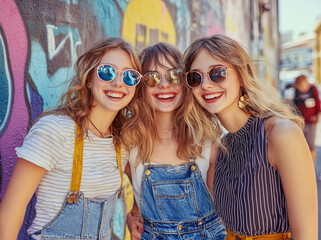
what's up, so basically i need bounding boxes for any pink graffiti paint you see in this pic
[206,14,224,36]
[0,0,29,198]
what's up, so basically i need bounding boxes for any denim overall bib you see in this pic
[139,161,226,240]
[30,124,123,240]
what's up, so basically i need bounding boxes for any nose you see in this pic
[112,70,124,87]
[157,75,170,88]
[201,73,214,88]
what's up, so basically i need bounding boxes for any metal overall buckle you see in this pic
[67,192,79,204]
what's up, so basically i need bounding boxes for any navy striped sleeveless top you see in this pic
[213,117,290,236]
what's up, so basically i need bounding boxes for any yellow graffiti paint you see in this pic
[123,175,134,240]
[122,0,176,47]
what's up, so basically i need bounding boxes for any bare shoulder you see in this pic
[265,116,302,142]
[265,116,307,168]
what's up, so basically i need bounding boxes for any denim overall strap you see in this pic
[39,123,122,239]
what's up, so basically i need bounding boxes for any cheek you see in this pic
[176,86,184,102]
[127,87,136,99]
[145,88,154,100]
[192,88,200,98]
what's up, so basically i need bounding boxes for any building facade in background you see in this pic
[315,19,321,84]
[279,33,315,98]
[0,0,279,239]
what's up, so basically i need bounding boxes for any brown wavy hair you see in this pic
[40,37,141,146]
[184,34,303,128]
[122,42,222,165]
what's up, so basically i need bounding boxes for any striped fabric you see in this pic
[213,117,290,236]
[16,114,128,236]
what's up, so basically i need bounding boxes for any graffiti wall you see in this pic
[0,0,278,239]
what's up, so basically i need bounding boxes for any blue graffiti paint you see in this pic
[46,24,81,64]
[0,32,12,137]
[115,0,130,13]
[59,0,79,4]
[28,40,75,110]
[92,0,121,37]
[113,198,125,239]
[166,0,191,51]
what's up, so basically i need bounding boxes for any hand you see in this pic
[127,210,144,240]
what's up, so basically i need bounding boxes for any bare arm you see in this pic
[206,143,219,196]
[267,117,318,240]
[125,162,143,239]
[0,158,47,240]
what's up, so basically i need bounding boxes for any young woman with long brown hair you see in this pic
[0,37,142,240]
[184,34,317,240]
[123,42,226,240]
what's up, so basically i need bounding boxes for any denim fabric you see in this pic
[139,162,226,240]
[39,191,119,239]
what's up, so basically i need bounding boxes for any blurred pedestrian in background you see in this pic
[294,74,321,164]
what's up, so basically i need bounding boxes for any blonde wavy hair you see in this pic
[122,42,222,165]
[40,37,141,146]
[184,34,303,128]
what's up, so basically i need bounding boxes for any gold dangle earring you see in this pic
[238,88,249,109]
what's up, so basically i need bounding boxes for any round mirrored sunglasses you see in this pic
[96,64,141,87]
[142,69,184,87]
[185,65,232,88]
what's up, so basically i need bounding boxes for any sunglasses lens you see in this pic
[209,66,227,83]
[142,72,161,87]
[186,72,202,88]
[166,69,183,85]
[97,65,116,81]
[123,70,141,87]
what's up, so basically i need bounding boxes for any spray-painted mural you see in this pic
[0,0,278,239]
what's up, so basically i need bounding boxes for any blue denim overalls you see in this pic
[30,124,122,240]
[139,160,226,240]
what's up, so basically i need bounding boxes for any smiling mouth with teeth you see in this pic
[204,93,223,100]
[105,91,124,98]
[156,93,176,99]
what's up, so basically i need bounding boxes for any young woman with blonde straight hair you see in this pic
[123,42,226,239]
[0,37,142,240]
[184,34,317,240]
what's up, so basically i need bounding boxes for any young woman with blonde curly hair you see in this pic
[123,42,226,239]
[0,37,142,240]
[184,34,317,240]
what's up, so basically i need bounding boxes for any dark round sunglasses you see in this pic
[96,64,142,87]
[142,69,184,87]
[185,65,232,88]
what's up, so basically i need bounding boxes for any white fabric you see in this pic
[16,114,128,236]
[129,142,212,208]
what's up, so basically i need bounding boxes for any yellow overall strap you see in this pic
[68,123,122,200]
[115,145,123,198]
[70,123,84,192]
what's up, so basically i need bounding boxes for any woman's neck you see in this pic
[88,107,118,135]
[217,109,250,134]
[156,111,175,140]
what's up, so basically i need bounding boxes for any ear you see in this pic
[87,79,92,89]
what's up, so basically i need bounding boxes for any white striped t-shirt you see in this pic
[16,114,128,236]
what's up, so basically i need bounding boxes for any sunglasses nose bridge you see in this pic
[158,74,171,87]
[111,69,124,86]
[202,71,217,87]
